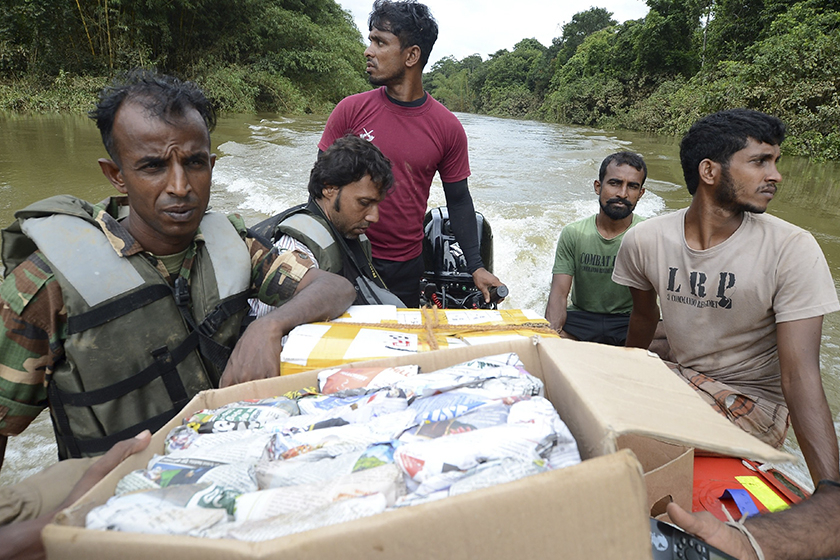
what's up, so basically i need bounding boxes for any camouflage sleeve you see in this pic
[0,252,65,436]
[245,234,314,307]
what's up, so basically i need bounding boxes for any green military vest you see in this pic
[250,202,371,276]
[250,200,403,306]
[4,195,251,459]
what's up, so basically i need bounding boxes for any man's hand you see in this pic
[61,430,152,509]
[550,307,567,334]
[221,268,355,387]
[472,267,503,303]
[545,274,573,333]
[666,503,759,560]
[0,430,151,560]
[220,314,287,387]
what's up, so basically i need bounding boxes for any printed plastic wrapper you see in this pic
[184,397,300,433]
[86,353,581,542]
[287,388,408,428]
[318,365,419,394]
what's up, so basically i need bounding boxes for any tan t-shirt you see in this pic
[613,208,840,405]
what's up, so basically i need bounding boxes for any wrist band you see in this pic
[722,506,765,560]
[816,479,840,493]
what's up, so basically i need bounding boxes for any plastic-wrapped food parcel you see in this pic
[86,353,581,541]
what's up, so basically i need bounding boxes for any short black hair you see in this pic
[369,0,438,68]
[599,151,647,184]
[89,68,215,165]
[680,109,785,195]
[309,135,393,199]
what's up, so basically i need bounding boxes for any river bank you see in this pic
[5,72,840,164]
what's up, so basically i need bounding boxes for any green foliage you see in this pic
[703,0,796,63]
[425,56,479,112]
[0,72,107,112]
[533,0,840,159]
[7,0,840,160]
[554,7,616,68]
[634,0,703,76]
[543,74,626,125]
[425,40,548,117]
[476,39,546,115]
[541,25,653,124]
[0,0,368,114]
[617,0,840,158]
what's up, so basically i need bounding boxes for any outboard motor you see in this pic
[420,207,505,309]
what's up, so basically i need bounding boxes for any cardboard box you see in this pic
[618,434,694,516]
[280,307,558,376]
[43,337,792,560]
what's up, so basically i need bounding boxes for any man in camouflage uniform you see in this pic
[0,70,355,527]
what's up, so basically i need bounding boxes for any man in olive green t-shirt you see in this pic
[545,152,646,345]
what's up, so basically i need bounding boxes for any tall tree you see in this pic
[633,0,704,76]
[555,7,617,67]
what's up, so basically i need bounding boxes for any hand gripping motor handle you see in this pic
[487,284,509,304]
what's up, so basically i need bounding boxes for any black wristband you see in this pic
[815,479,840,493]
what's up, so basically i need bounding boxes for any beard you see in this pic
[599,197,634,220]
[715,168,766,214]
[367,65,405,87]
[330,191,362,239]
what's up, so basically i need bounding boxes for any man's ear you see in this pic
[698,158,720,187]
[404,45,422,68]
[322,185,339,202]
[594,180,601,196]
[98,158,126,194]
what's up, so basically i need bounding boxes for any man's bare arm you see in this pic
[667,483,840,560]
[221,269,355,387]
[777,316,840,483]
[624,287,659,349]
[545,274,573,333]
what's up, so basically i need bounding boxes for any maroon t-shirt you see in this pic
[319,87,471,261]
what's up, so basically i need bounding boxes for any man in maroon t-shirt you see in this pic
[319,0,503,307]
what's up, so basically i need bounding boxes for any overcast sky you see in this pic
[337,1,651,67]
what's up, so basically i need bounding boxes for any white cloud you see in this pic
[337,0,650,66]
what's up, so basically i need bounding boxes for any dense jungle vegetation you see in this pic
[0,0,368,113]
[3,0,840,158]
[425,0,840,160]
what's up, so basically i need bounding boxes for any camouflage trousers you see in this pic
[665,362,790,449]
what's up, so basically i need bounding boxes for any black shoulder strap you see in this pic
[305,200,387,288]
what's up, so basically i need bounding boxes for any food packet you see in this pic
[318,365,419,394]
[115,456,258,496]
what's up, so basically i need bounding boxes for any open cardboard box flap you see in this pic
[44,336,792,559]
[534,338,792,462]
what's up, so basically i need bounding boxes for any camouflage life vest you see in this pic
[250,199,402,306]
[5,195,251,459]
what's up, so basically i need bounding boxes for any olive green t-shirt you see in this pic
[552,214,642,315]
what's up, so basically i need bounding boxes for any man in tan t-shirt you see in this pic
[613,109,840,485]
